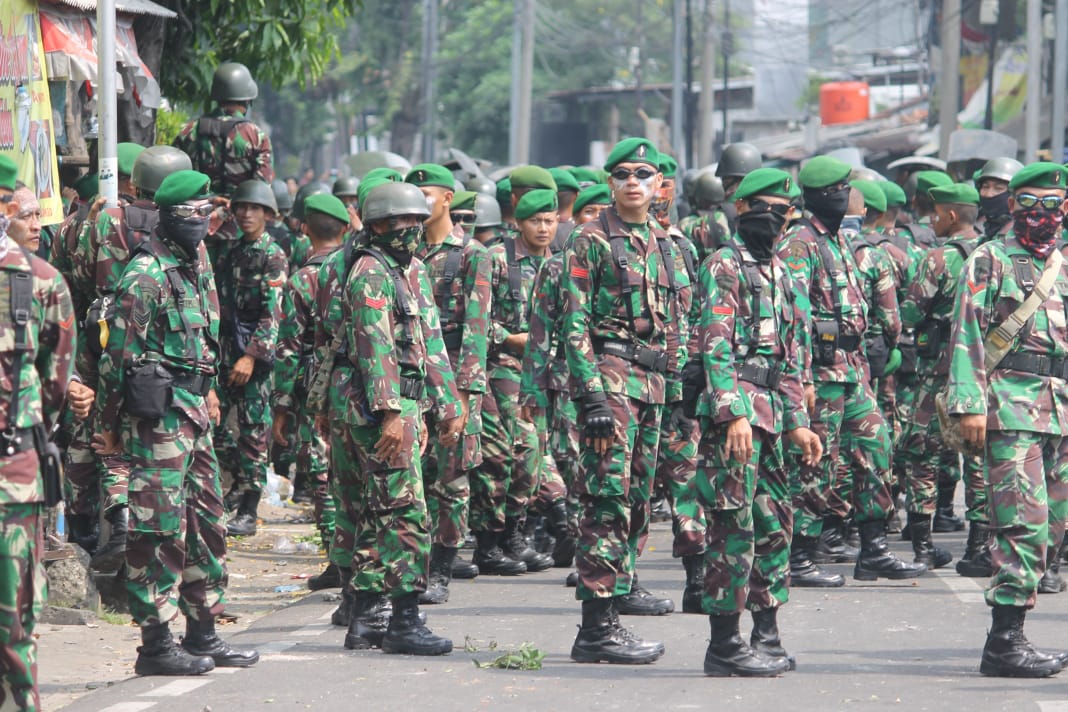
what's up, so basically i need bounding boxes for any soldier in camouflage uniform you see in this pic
[214,181,288,536]
[680,172,730,263]
[561,138,684,664]
[977,158,1024,239]
[685,168,822,677]
[336,181,464,655]
[0,155,76,711]
[550,167,581,252]
[778,156,925,585]
[94,170,258,676]
[714,143,763,235]
[945,162,1068,677]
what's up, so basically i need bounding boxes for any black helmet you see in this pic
[132,145,192,195]
[211,62,258,103]
[231,179,278,214]
[271,179,293,211]
[361,182,432,223]
[332,176,361,198]
[693,172,725,208]
[715,143,762,178]
[474,193,502,228]
[292,182,328,221]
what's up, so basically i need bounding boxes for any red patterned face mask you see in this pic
[1014,207,1063,258]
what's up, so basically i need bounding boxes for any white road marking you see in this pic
[139,678,212,697]
[291,623,331,637]
[318,610,336,621]
[932,569,986,605]
[208,667,240,674]
[1037,702,1068,712]
[98,703,157,712]
[258,640,297,654]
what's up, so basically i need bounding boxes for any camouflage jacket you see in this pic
[680,209,730,264]
[97,235,220,436]
[214,231,287,364]
[519,251,568,409]
[267,219,311,275]
[946,235,1068,434]
[859,227,913,305]
[415,225,491,393]
[51,200,91,317]
[487,236,547,381]
[340,248,462,425]
[173,107,274,197]
[0,240,76,505]
[72,197,158,302]
[845,228,901,344]
[779,215,868,384]
[561,206,686,405]
[669,227,700,372]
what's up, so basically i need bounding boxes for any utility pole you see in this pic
[685,0,695,167]
[980,0,998,130]
[509,0,534,165]
[672,0,686,164]
[1052,0,1067,162]
[697,0,716,166]
[1025,0,1041,161]
[939,0,960,160]
[97,0,118,206]
[509,0,522,164]
[721,0,731,152]
[420,0,438,163]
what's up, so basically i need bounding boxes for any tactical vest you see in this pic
[195,115,251,194]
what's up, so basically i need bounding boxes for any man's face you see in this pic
[576,203,607,225]
[234,201,270,238]
[10,188,39,251]
[1008,187,1068,215]
[517,212,557,252]
[979,178,1009,199]
[370,214,422,236]
[609,162,662,213]
[419,186,452,224]
[931,203,956,237]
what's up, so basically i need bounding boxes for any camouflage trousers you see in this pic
[347,399,430,597]
[793,380,893,538]
[64,409,129,517]
[423,393,482,549]
[214,368,272,495]
[891,371,920,491]
[655,412,704,558]
[327,418,384,593]
[574,394,662,601]
[548,389,580,490]
[984,429,1068,609]
[124,413,227,627]
[0,501,43,712]
[695,426,792,615]
[292,403,332,550]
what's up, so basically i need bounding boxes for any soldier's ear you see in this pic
[3,199,19,218]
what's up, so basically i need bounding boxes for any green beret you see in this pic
[0,154,17,191]
[574,184,613,214]
[496,178,511,205]
[851,179,887,212]
[510,165,556,191]
[303,193,350,224]
[405,163,455,190]
[734,168,800,201]
[117,142,145,177]
[154,169,212,207]
[877,180,907,207]
[357,176,393,208]
[451,190,477,212]
[549,167,580,193]
[659,154,679,179]
[972,168,983,185]
[363,167,404,185]
[915,170,953,197]
[1009,161,1068,192]
[514,189,558,220]
[929,183,979,205]
[604,137,659,171]
[72,172,98,200]
[798,156,851,189]
[569,166,601,186]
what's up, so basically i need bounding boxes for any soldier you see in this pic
[333,176,363,235]
[686,167,822,676]
[561,137,682,664]
[405,164,492,600]
[945,162,1068,677]
[173,62,274,198]
[94,170,258,675]
[681,172,730,262]
[976,158,1024,239]
[0,154,76,711]
[214,180,288,536]
[473,193,507,248]
[715,143,762,233]
[572,184,612,226]
[8,188,42,255]
[337,181,464,655]
[266,178,306,276]
[550,167,581,252]
[447,190,478,238]
[899,170,953,251]
[779,156,926,585]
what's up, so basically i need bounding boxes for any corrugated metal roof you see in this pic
[47,0,177,19]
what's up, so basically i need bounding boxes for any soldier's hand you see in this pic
[419,421,429,456]
[348,206,362,232]
[229,355,256,386]
[91,430,122,456]
[804,384,816,415]
[787,426,823,466]
[208,197,231,236]
[206,389,221,425]
[580,394,615,456]
[437,414,464,444]
[504,333,528,356]
[68,381,95,421]
[723,416,754,464]
[375,410,404,462]
[519,405,542,423]
[960,414,987,450]
[87,196,107,222]
[272,411,289,446]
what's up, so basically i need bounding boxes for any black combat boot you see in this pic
[307,562,342,591]
[290,471,312,504]
[813,515,859,563]
[89,506,128,573]
[908,512,953,569]
[681,554,706,614]
[181,615,259,667]
[344,592,392,649]
[854,519,928,581]
[956,521,994,577]
[66,512,99,555]
[565,570,579,587]
[934,481,966,532]
[545,499,577,567]
[570,597,665,664]
[789,536,845,587]
[223,485,242,514]
[1038,542,1067,594]
[703,613,790,677]
[381,593,453,656]
[750,607,796,671]
[451,555,479,579]
[616,574,675,616]
[135,623,214,676]
[501,517,553,572]
[980,605,1064,677]
[419,544,455,604]
[226,491,260,537]
[330,569,355,626]
[472,530,526,575]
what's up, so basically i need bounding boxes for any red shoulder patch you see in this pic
[267,277,285,288]
[570,266,589,279]
[475,278,490,287]
[60,314,75,330]
[967,280,984,295]
[365,296,387,310]
[712,306,734,316]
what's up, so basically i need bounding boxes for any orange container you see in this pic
[819,81,871,125]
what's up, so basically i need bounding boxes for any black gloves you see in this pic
[580,392,615,440]
[667,402,696,440]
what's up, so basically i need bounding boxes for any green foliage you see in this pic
[154,105,191,146]
[465,637,545,670]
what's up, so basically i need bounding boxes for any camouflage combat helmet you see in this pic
[232,179,278,213]
[362,182,432,223]
[715,143,762,178]
[211,62,258,103]
[332,176,361,198]
[271,179,293,211]
[474,193,503,228]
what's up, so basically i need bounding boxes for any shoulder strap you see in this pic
[6,253,34,435]
[356,246,416,319]
[945,239,978,261]
[437,244,464,327]
[812,231,843,326]
[985,249,1063,371]
[656,236,678,293]
[609,234,638,328]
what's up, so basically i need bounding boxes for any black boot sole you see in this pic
[980,660,1062,677]
[955,560,993,577]
[571,645,664,664]
[853,566,927,581]
[135,655,215,676]
[703,658,789,677]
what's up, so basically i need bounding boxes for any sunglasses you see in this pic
[610,167,658,182]
[1015,193,1065,210]
[817,182,850,196]
[747,199,792,216]
[169,203,215,219]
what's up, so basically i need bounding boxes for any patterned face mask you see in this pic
[374,224,425,264]
[1013,206,1064,259]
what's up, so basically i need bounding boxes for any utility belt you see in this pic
[997,352,1068,380]
[736,362,782,389]
[171,371,213,397]
[812,319,860,366]
[399,376,426,400]
[443,328,463,352]
[0,426,38,456]
[593,339,670,373]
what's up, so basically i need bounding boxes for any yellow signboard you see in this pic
[1,1,63,226]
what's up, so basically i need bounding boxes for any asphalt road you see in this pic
[58,524,1068,712]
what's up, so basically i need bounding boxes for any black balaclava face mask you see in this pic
[159,209,210,260]
[736,208,789,263]
[803,186,850,235]
[979,191,1011,222]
